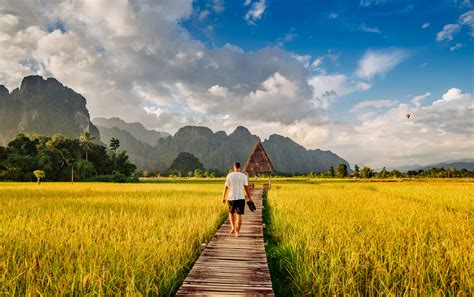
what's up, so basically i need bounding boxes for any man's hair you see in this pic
[233,162,241,169]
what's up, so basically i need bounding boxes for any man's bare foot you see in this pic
[229,228,235,235]
[235,230,240,237]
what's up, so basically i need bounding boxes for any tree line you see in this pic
[0,133,137,182]
[305,163,474,178]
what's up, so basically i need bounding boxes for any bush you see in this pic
[83,171,139,183]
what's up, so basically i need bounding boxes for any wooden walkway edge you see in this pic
[177,188,274,296]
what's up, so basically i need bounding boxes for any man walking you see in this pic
[222,162,252,237]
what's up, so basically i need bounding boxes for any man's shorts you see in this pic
[228,199,245,214]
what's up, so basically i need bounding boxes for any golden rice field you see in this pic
[1,179,473,296]
[0,182,226,295]
[265,180,474,295]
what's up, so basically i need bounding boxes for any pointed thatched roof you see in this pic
[243,142,275,175]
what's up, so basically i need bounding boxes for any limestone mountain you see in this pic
[92,117,169,146]
[98,123,350,173]
[0,75,99,146]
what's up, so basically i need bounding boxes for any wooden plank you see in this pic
[176,188,274,296]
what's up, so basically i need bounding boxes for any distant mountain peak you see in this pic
[0,75,99,146]
[175,126,214,137]
[231,126,251,135]
[92,117,169,146]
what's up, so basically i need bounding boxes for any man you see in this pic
[222,162,252,237]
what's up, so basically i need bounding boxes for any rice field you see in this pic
[1,179,473,296]
[0,182,226,295]
[265,180,474,295]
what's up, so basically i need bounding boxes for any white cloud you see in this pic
[450,43,463,51]
[198,10,210,21]
[326,88,474,168]
[212,0,224,13]
[244,0,252,6]
[356,48,410,79]
[350,99,397,112]
[360,23,382,34]
[208,85,229,97]
[356,81,371,90]
[359,0,389,7]
[308,74,369,109]
[411,92,431,107]
[459,10,474,36]
[329,13,338,19]
[436,24,461,42]
[244,0,266,25]
[422,22,430,29]
[291,53,311,68]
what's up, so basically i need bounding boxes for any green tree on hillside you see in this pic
[337,163,348,178]
[79,131,95,161]
[167,152,204,176]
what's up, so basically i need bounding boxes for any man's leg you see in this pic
[235,214,242,237]
[229,212,236,234]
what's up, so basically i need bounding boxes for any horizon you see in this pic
[0,0,473,168]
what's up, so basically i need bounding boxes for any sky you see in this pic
[0,0,473,168]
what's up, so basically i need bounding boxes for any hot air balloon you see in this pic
[405,113,411,119]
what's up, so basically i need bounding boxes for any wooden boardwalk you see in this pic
[177,188,274,296]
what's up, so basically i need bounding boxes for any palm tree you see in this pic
[79,131,95,162]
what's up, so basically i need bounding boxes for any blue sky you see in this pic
[183,0,473,119]
[0,0,472,167]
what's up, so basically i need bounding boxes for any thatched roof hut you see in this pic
[243,142,275,175]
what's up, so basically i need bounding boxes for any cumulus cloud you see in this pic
[326,88,474,168]
[0,0,322,133]
[244,0,267,25]
[422,22,430,29]
[356,48,410,79]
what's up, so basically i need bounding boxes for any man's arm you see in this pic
[222,186,229,204]
[244,185,252,201]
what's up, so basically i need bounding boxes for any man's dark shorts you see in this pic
[228,199,245,214]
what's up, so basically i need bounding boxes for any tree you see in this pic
[391,169,402,178]
[114,151,137,177]
[337,163,348,178]
[354,164,360,177]
[360,166,373,178]
[33,170,45,184]
[73,159,97,180]
[328,166,335,177]
[79,131,95,161]
[167,152,204,176]
[194,169,203,178]
[378,167,389,178]
[109,138,120,168]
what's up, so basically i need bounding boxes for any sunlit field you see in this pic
[0,182,226,295]
[265,180,474,295]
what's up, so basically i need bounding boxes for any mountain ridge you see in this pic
[0,75,351,173]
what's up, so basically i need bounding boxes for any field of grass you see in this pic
[0,182,226,295]
[2,179,473,296]
[265,180,474,295]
